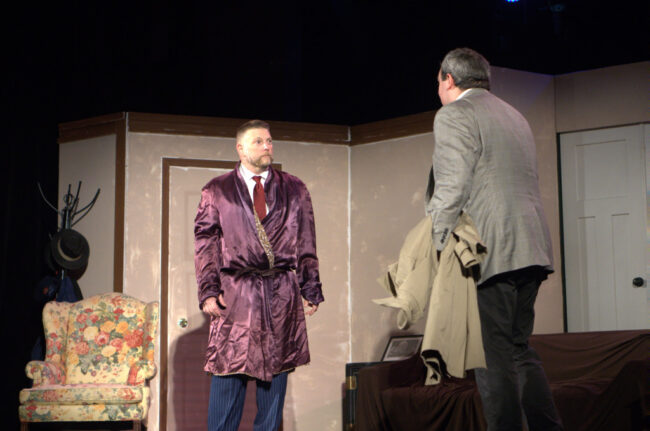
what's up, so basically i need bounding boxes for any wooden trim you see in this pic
[58,113,125,143]
[350,111,436,145]
[266,120,349,145]
[130,113,243,137]
[113,119,126,293]
[555,121,649,135]
[161,158,240,169]
[160,158,170,431]
[60,111,439,147]
[128,112,350,145]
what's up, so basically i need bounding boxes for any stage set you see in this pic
[19,61,648,431]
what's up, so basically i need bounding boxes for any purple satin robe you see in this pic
[194,164,324,381]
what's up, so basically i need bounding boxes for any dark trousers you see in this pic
[207,372,288,431]
[475,267,563,431]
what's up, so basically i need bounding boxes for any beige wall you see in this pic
[58,135,116,298]
[491,67,564,335]
[350,134,434,361]
[555,61,650,133]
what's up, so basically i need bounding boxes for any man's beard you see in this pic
[245,151,273,169]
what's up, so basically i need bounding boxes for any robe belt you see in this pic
[232,267,290,278]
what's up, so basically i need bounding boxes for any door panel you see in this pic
[575,216,597,329]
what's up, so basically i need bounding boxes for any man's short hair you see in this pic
[236,119,270,142]
[439,48,490,90]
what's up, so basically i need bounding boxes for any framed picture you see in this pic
[381,335,423,361]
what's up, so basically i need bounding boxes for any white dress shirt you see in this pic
[239,164,269,213]
[456,88,472,101]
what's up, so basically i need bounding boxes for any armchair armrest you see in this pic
[127,360,157,385]
[25,360,66,386]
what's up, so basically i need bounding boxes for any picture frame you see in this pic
[381,334,423,361]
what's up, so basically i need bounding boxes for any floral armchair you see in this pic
[19,292,159,431]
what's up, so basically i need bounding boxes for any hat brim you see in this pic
[50,229,90,271]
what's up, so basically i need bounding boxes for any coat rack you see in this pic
[38,181,100,287]
[39,181,100,231]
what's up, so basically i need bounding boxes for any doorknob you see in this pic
[178,317,188,328]
[632,277,645,288]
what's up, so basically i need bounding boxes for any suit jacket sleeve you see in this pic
[295,182,324,305]
[194,185,223,309]
[429,101,481,251]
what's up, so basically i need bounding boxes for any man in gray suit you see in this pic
[426,48,563,430]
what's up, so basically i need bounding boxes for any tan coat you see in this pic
[374,213,487,384]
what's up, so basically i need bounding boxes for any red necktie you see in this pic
[252,176,267,219]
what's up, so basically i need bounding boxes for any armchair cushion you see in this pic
[20,402,149,423]
[20,383,144,405]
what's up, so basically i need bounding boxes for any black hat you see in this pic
[50,229,90,271]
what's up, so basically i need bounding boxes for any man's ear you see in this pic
[444,73,455,89]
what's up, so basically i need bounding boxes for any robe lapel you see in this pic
[263,168,277,219]
[233,165,260,236]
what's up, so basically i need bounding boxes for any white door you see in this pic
[561,124,648,332]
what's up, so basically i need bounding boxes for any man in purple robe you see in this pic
[194,119,324,431]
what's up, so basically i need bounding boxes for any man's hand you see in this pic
[303,299,318,316]
[202,294,226,318]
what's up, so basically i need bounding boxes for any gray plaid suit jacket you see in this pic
[425,88,553,285]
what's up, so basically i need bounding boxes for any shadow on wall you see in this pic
[171,315,211,430]
[171,314,286,431]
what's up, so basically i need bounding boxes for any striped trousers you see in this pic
[208,372,288,431]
